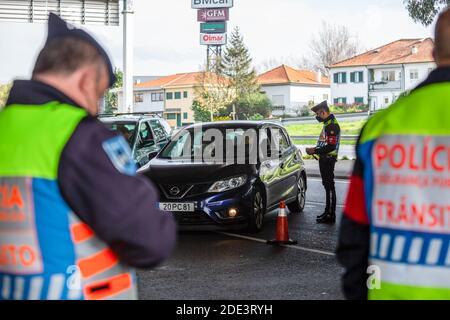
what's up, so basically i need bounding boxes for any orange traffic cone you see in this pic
[267,201,298,245]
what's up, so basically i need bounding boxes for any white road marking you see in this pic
[308,178,349,184]
[306,200,344,208]
[216,232,335,257]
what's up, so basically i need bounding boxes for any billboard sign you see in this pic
[200,33,227,45]
[192,0,233,9]
[197,8,229,22]
[200,22,227,34]
[0,0,120,25]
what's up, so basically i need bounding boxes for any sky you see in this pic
[0,0,435,83]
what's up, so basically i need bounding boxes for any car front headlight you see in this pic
[208,175,247,193]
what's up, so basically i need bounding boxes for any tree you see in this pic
[0,83,12,109]
[194,71,235,122]
[103,68,123,114]
[309,22,360,76]
[192,100,212,122]
[222,27,260,102]
[404,0,450,26]
[233,93,272,120]
[222,27,270,120]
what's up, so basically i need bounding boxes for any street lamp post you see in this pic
[122,0,134,114]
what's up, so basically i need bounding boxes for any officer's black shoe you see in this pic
[316,211,329,220]
[316,214,336,224]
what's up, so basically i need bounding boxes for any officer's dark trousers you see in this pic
[319,157,337,214]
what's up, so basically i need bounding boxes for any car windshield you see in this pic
[103,122,137,146]
[159,127,259,163]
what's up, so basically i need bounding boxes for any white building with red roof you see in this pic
[258,65,331,117]
[329,38,436,112]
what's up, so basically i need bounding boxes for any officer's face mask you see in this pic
[315,112,325,123]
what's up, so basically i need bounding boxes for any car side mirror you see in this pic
[148,151,159,160]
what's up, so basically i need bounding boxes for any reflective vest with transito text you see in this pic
[0,102,137,300]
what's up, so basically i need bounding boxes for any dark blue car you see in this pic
[141,121,307,233]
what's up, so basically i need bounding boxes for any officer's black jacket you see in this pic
[336,67,450,300]
[6,80,177,269]
[314,114,341,156]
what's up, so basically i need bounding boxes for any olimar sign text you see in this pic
[200,33,227,45]
[192,0,234,9]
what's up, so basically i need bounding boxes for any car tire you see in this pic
[247,187,265,233]
[288,175,306,214]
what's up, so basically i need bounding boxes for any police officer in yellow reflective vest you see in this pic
[306,101,341,224]
[0,14,176,300]
[337,8,450,300]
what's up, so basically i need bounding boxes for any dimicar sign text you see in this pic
[192,0,234,9]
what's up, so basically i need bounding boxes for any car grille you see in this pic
[159,183,211,200]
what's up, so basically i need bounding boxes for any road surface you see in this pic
[137,178,350,300]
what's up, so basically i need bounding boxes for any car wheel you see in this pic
[247,187,265,233]
[288,176,306,213]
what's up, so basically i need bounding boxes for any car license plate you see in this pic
[159,202,195,212]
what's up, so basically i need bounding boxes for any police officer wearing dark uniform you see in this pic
[306,101,341,224]
[0,14,176,300]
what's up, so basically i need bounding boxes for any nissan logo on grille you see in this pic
[169,187,181,196]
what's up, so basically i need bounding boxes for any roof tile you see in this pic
[330,38,434,68]
[258,65,330,85]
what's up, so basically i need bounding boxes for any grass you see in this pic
[285,120,366,136]
[292,139,355,146]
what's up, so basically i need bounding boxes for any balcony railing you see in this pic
[369,80,402,91]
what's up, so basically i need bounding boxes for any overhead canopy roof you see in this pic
[0,0,119,26]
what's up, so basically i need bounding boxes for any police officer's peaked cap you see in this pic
[46,12,116,88]
[311,101,329,113]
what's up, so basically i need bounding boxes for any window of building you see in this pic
[272,95,285,106]
[183,112,188,120]
[410,69,419,80]
[384,97,389,104]
[175,92,182,100]
[166,92,173,100]
[166,113,176,120]
[323,94,329,101]
[333,97,347,105]
[369,70,375,82]
[183,91,188,99]
[350,71,364,83]
[151,92,164,102]
[134,93,144,103]
[381,71,396,82]
[354,97,364,104]
[333,72,347,84]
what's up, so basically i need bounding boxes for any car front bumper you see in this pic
[160,183,254,228]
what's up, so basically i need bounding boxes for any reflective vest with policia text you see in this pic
[358,82,450,299]
[0,102,137,300]
[317,116,340,158]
